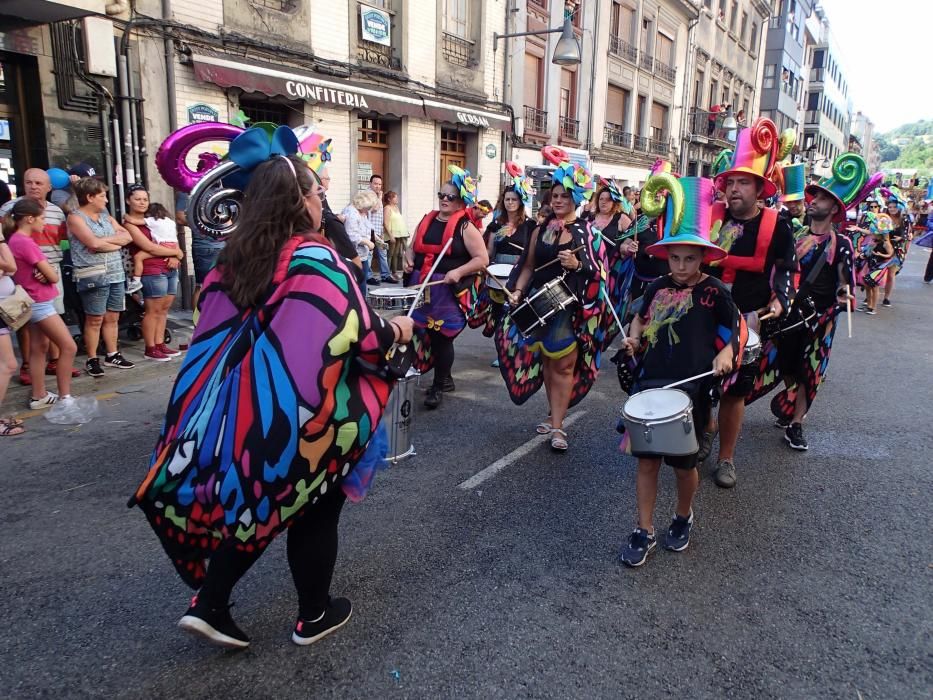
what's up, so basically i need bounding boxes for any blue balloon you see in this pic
[47,168,70,190]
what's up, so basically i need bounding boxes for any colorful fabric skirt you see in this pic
[524,308,577,359]
[409,271,466,338]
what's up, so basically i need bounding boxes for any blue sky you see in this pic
[817,0,928,134]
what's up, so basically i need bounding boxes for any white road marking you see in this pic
[457,411,588,490]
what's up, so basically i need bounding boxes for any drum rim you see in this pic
[622,387,692,423]
[487,263,514,277]
[368,287,419,298]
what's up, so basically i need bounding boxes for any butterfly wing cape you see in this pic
[129,241,394,588]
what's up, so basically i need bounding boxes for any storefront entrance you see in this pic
[0,53,46,196]
[439,128,466,187]
[358,116,389,192]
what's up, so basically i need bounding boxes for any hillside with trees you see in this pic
[876,120,933,176]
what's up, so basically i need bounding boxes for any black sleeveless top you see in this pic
[530,224,576,290]
[413,216,470,274]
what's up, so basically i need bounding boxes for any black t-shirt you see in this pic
[413,216,470,274]
[637,275,739,383]
[486,218,532,260]
[707,208,796,313]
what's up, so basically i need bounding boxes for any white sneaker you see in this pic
[127,278,143,294]
[29,392,59,410]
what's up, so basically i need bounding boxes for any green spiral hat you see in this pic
[805,153,868,223]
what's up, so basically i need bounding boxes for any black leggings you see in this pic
[430,330,455,386]
[199,488,347,620]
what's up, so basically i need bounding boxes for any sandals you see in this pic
[0,419,25,436]
[550,428,568,452]
[535,420,553,435]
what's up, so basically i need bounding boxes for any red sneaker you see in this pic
[158,343,181,357]
[18,365,31,386]
[144,347,172,362]
[47,361,81,378]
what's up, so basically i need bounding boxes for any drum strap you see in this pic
[712,205,778,283]
[412,210,467,279]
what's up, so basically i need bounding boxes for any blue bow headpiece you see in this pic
[225,123,300,190]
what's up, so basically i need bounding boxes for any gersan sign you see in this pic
[285,80,370,110]
[457,112,490,128]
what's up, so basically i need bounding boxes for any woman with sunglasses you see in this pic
[495,147,607,452]
[882,197,910,307]
[130,125,413,650]
[404,166,488,409]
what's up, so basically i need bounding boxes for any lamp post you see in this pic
[492,6,582,66]
[721,108,738,143]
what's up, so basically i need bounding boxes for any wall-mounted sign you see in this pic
[188,103,220,123]
[485,143,497,159]
[360,5,391,47]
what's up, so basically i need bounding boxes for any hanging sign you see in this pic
[187,103,220,123]
[360,4,391,46]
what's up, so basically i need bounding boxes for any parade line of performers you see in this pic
[127,118,911,650]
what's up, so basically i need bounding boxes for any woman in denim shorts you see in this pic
[67,178,136,377]
[123,187,185,362]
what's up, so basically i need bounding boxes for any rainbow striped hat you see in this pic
[642,174,727,263]
[778,162,806,202]
[714,117,779,198]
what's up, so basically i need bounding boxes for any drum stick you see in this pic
[406,237,454,319]
[533,244,586,273]
[506,241,525,252]
[845,284,852,338]
[662,370,717,391]
[405,279,448,289]
[600,287,625,336]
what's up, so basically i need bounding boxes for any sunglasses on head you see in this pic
[437,192,459,202]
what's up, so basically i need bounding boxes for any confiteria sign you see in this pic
[285,80,370,110]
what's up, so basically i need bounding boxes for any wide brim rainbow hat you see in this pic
[779,162,806,202]
[714,118,780,198]
[643,174,727,263]
[542,145,595,206]
[805,153,871,224]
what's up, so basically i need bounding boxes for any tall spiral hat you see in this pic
[805,153,870,223]
[778,163,807,202]
[714,117,780,198]
[542,145,595,206]
[641,174,726,263]
[504,161,534,206]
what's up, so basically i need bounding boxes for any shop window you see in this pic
[249,0,298,11]
[239,99,294,126]
[359,117,390,146]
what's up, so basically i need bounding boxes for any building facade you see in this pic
[800,4,851,178]
[757,0,813,136]
[848,110,878,171]
[679,0,770,177]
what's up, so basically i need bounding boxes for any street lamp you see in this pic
[492,17,582,67]
[721,108,738,143]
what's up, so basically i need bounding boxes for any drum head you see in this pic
[623,388,691,420]
[487,263,514,279]
[746,328,760,348]
[369,287,416,299]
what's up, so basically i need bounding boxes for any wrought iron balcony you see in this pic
[687,109,745,143]
[640,53,654,71]
[357,36,401,70]
[650,138,670,156]
[603,124,632,149]
[442,32,473,67]
[654,58,676,83]
[559,116,580,141]
[609,35,637,63]
[523,105,548,134]
[633,135,649,152]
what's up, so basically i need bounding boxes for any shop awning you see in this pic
[190,53,512,133]
[0,0,104,30]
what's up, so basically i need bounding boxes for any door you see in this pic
[358,117,389,192]
[439,128,466,188]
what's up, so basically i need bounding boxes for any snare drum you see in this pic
[382,367,419,463]
[509,276,579,337]
[367,287,422,318]
[486,263,514,289]
[742,328,761,366]
[621,388,698,456]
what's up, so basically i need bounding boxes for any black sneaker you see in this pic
[291,597,352,646]
[424,385,443,409]
[104,352,135,369]
[367,277,381,286]
[177,595,250,649]
[85,357,105,378]
[784,422,808,451]
[881,298,891,307]
[380,276,396,284]
[663,511,694,552]
[619,528,657,567]
[774,416,791,429]
[440,376,456,393]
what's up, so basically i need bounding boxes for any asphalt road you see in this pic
[2,253,931,699]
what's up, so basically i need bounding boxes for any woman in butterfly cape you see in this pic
[129,125,413,649]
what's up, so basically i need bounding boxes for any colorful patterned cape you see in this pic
[494,219,609,407]
[746,232,854,416]
[597,218,635,345]
[129,239,395,588]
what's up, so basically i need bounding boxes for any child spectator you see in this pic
[128,203,178,293]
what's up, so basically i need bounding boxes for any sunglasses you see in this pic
[437,192,459,202]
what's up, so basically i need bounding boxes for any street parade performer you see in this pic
[746,153,869,451]
[495,146,607,452]
[618,173,744,567]
[703,117,797,488]
[590,177,639,327]
[777,161,808,236]
[404,164,488,410]
[129,124,413,650]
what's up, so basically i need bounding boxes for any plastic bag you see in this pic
[45,396,100,425]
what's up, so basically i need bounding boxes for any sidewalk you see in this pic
[5,309,196,420]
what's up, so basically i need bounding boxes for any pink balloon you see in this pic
[155,122,243,192]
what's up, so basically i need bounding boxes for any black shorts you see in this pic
[629,379,714,471]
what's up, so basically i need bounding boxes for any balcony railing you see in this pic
[650,138,670,155]
[640,53,654,71]
[524,105,548,134]
[609,35,637,63]
[633,135,649,152]
[603,124,632,149]
[559,115,580,141]
[809,67,824,83]
[687,109,746,143]
[442,32,473,67]
[805,109,821,125]
[357,25,401,70]
[654,58,676,83]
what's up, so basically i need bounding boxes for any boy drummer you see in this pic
[619,176,744,567]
